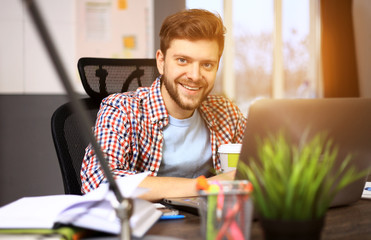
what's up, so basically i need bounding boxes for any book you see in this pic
[0,172,162,238]
[0,226,84,240]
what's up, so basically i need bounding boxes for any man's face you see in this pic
[156,39,220,119]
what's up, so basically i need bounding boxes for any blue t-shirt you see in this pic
[158,110,213,178]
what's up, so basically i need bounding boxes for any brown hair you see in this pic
[159,9,225,58]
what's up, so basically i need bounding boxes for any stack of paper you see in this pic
[0,172,162,239]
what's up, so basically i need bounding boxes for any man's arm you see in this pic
[138,170,236,202]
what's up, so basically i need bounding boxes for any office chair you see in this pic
[51,58,159,195]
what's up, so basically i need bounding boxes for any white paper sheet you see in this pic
[362,181,371,199]
[0,172,160,238]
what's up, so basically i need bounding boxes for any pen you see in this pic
[160,215,185,220]
[365,187,371,191]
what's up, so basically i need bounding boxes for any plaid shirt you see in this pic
[81,78,247,194]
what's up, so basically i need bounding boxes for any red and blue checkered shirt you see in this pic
[81,78,247,194]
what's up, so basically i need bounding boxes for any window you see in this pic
[186,0,321,114]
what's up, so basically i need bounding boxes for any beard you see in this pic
[161,73,212,111]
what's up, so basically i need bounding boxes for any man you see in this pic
[81,9,247,201]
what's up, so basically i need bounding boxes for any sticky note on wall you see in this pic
[118,0,127,10]
[123,36,136,49]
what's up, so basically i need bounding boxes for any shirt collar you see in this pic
[199,98,217,128]
[147,77,217,129]
[147,77,169,125]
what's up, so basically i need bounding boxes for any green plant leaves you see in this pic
[238,131,368,220]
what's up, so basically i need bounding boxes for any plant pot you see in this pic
[260,217,325,240]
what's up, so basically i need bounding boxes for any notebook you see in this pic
[163,98,371,214]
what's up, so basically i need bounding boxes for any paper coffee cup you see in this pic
[218,144,242,172]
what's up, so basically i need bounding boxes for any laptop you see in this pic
[235,98,371,207]
[163,98,371,214]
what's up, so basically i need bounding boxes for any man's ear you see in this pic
[156,49,165,75]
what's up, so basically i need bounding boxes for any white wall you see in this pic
[0,0,24,92]
[0,0,153,94]
[0,0,75,94]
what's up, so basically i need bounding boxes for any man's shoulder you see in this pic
[102,87,151,106]
[201,95,245,120]
[203,95,235,108]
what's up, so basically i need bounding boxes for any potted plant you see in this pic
[238,131,368,240]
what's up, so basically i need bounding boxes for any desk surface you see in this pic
[147,199,371,240]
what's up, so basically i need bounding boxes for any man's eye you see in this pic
[203,63,214,69]
[177,58,187,64]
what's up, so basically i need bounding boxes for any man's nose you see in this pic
[186,63,201,81]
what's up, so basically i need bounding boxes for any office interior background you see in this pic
[0,0,370,206]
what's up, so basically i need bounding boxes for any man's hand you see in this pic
[138,170,236,202]
[208,170,236,181]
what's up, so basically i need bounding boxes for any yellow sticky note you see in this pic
[123,36,135,49]
[118,0,127,10]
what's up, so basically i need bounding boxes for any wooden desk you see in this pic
[147,199,371,240]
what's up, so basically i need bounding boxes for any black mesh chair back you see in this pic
[78,58,159,101]
[51,58,159,195]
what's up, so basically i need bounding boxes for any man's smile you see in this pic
[179,83,201,91]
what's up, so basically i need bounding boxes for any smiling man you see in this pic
[81,9,247,201]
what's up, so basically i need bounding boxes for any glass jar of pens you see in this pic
[196,176,254,240]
